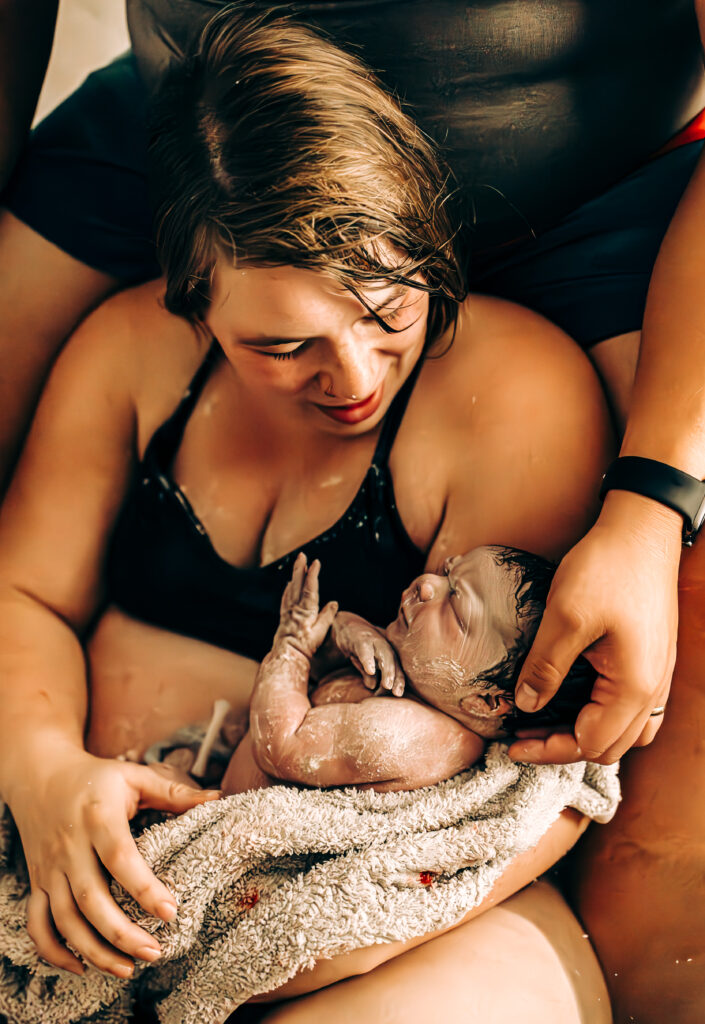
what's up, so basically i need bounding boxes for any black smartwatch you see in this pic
[599,456,705,546]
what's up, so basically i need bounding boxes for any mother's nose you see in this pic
[318,337,380,400]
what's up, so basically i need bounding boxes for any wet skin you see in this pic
[1,261,610,981]
[224,548,532,795]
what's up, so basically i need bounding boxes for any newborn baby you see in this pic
[221,546,594,794]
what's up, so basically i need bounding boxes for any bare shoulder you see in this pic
[56,279,208,448]
[398,295,614,563]
[0,283,209,624]
[426,294,604,410]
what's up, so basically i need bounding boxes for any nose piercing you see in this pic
[325,384,359,401]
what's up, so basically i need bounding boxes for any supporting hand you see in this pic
[509,493,680,765]
[11,748,219,977]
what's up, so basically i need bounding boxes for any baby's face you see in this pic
[385,546,528,737]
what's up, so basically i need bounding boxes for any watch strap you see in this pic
[599,456,705,546]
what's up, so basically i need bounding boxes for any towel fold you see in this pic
[0,745,619,1024]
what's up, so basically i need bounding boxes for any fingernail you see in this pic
[157,900,177,922]
[516,684,539,711]
[113,963,134,979]
[136,945,161,963]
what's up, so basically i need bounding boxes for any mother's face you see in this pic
[205,261,429,436]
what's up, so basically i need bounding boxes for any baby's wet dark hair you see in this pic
[477,546,595,732]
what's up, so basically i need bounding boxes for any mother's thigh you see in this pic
[575,540,705,1023]
[255,881,611,1024]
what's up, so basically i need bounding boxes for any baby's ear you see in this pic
[459,691,513,719]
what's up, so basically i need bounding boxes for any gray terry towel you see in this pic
[0,744,620,1024]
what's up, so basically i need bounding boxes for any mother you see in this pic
[0,8,612,1020]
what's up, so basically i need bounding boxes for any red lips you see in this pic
[316,383,384,424]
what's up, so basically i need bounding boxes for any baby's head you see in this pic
[385,545,594,738]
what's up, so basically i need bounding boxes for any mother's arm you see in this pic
[510,0,705,766]
[0,288,215,977]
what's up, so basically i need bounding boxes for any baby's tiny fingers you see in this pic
[379,647,395,690]
[360,640,377,678]
[291,552,308,597]
[301,559,321,608]
[392,664,406,697]
[352,658,377,689]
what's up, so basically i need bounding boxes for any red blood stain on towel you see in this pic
[418,872,435,886]
[237,889,260,911]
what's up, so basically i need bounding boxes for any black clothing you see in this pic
[3,1,703,343]
[127,0,704,248]
[105,346,425,661]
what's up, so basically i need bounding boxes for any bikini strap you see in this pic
[144,338,221,466]
[372,356,424,467]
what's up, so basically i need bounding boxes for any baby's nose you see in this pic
[418,580,435,602]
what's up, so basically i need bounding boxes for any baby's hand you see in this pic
[332,612,405,696]
[274,553,338,660]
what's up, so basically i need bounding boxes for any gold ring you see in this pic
[649,706,666,717]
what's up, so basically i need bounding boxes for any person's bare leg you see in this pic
[85,608,258,759]
[0,210,117,489]
[575,536,705,1023]
[249,880,610,1024]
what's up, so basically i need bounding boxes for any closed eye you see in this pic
[265,341,311,361]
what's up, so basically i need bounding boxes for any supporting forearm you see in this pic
[0,587,88,804]
[621,132,705,480]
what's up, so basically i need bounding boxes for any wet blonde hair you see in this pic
[149,2,467,343]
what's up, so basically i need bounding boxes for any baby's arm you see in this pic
[249,556,484,791]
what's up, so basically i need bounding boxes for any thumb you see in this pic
[516,604,592,712]
[127,763,221,813]
[312,600,339,643]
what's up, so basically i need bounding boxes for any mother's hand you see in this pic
[509,492,681,765]
[12,747,219,977]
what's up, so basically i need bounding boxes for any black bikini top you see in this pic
[105,345,426,662]
[127,0,704,249]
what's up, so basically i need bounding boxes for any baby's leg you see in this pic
[222,732,275,795]
[222,672,380,794]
